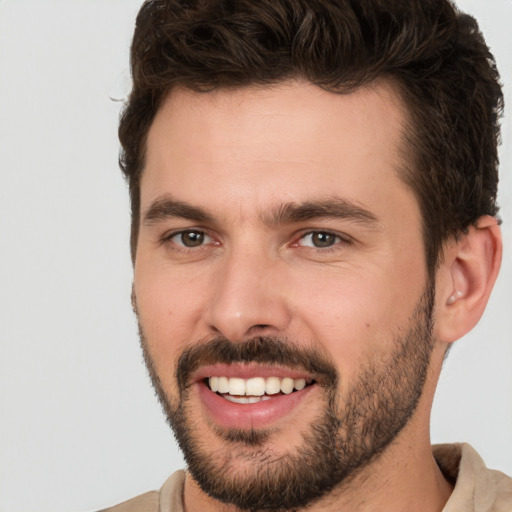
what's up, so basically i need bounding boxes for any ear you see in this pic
[436,216,502,344]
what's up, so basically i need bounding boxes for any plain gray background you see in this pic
[0,1,511,511]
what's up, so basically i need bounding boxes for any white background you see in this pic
[0,1,511,511]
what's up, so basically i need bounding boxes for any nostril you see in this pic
[247,324,272,336]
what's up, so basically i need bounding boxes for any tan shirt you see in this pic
[100,444,512,512]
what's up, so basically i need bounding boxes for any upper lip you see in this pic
[192,362,314,384]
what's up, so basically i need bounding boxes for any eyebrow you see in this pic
[142,196,378,227]
[265,199,379,226]
[143,198,216,225]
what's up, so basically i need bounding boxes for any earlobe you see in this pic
[437,216,502,344]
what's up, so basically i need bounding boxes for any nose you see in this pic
[202,244,292,342]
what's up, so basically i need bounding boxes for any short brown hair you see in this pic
[119,0,503,273]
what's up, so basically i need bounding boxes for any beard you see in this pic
[138,284,435,511]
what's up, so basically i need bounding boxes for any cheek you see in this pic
[290,265,423,377]
[134,263,208,381]
[136,254,208,320]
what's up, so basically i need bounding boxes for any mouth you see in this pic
[206,375,315,404]
[193,364,319,430]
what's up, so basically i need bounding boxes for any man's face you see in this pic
[134,81,435,510]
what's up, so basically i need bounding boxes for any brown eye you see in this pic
[173,230,209,247]
[312,232,337,247]
[298,231,341,248]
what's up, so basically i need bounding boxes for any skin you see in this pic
[133,80,501,511]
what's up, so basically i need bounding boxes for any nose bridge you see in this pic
[204,240,290,341]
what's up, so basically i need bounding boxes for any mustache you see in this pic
[176,336,338,393]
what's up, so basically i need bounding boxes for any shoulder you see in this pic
[98,470,187,512]
[434,443,512,512]
[97,491,159,512]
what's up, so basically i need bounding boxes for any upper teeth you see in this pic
[209,376,307,396]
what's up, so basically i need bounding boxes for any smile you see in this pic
[193,364,319,429]
[207,376,314,403]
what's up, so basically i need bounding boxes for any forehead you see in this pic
[142,80,415,224]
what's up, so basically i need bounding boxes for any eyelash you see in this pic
[293,230,352,251]
[161,229,216,251]
[161,229,352,253]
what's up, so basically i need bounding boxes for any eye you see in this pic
[170,230,212,248]
[297,231,344,249]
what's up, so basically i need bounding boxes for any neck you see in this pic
[309,431,453,512]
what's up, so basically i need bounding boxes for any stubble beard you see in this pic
[138,284,435,511]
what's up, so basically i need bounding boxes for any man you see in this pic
[104,0,511,510]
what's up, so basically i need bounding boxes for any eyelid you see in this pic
[159,227,352,251]
[292,229,353,248]
[161,228,216,247]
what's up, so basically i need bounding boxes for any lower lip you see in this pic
[196,381,317,430]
